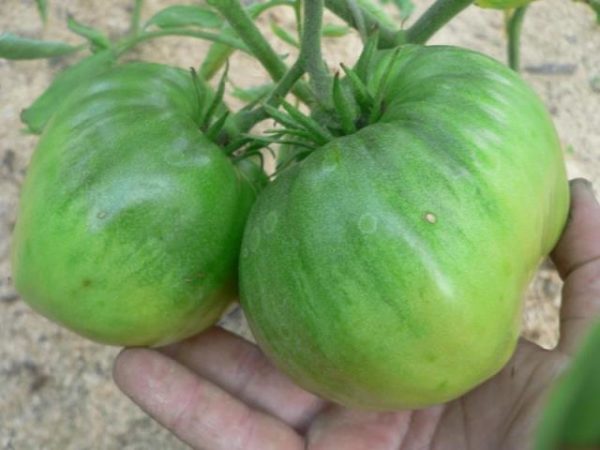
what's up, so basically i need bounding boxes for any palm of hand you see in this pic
[114,180,600,450]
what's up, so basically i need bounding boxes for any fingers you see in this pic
[113,348,304,450]
[159,327,324,430]
[551,179,600,278]
[550,179,600,355]
[304,406,443,450]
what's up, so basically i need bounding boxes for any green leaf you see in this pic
[332,73,357,134]
[67,15,111,51]
[21,50,116,133]
[340,63,374,113]
[0,33,81,60]
[35,0,48,24]
[202,62,228,130]
[206,111,230,141]
[146,5,223,30]
[354,30,379,81]
[280,100,334,145]
[322,24,351,37]
[270,22,299,47]
[231,83,274,103]
[534,321,600,449]
[588,0,600,23]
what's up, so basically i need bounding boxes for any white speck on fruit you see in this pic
[263,211,278,233]
[424,212,437,224]
[358,214,378,234]
[97,211,108,219]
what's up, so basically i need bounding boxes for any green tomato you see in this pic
[239,45,569,410]
[11,62,262,347]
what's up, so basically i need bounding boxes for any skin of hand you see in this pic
[113,178,600,450]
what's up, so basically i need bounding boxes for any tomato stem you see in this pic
[207,0,314,106]
[200,0,296,81]
[404,0,474,44]
[301,0,332,107]
[324,0,402,48]
[227,0,334,134]
[506,6,528,71]
[129,0,144,35]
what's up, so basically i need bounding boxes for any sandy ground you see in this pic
[0,0,599,448]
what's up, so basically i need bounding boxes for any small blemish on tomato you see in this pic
[97,211,108,220]
[82,279,92,288]
[424,212,437,224]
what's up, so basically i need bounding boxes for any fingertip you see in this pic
[551,178,600,278]
[569,178,598,208]
[112,347,156,393]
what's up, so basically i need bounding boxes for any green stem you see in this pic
[208,0,313,105]
[506,6,528,71]
[294,1,303,40]
[207,0,287,83]
[130,0,144,34]
[301,0,331,105]
[346,0,367,41]
[324,0,401,48]
[200,0,296,81]
[232,0,333,132]
[232,61,306,133]
[115,28,250,55]
[405,0,473,44]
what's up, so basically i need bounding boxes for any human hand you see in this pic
[113,178,600,450]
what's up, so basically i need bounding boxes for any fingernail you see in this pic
[570,178,598,204]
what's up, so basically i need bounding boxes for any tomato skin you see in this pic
[240,45,569,409]
[11,63,259,347]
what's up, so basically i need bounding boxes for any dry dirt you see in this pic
[0,0,599,448]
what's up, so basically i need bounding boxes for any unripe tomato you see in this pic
[239,45,569,409]
[12,63,262,346]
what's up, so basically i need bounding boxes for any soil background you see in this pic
[1,0,599,449]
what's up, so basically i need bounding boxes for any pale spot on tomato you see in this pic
[263,211,278,234]
[248,227,261,251]
[424,212,437,224]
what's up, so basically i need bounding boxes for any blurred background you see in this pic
[1,0,599,448]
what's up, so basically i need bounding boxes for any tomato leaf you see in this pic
[231,83,274,103]
[21,50,116,133]
[332,74,357,134]
[322,24,351,37]
[270,22,299,47]
[583,0,600,23]
[67,15,111,51]
[35,0,49,24]
[0,33,81,60]
[145,5,223,30]
[534,321,600,449]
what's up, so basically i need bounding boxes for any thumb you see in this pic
[551,178,600,355]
